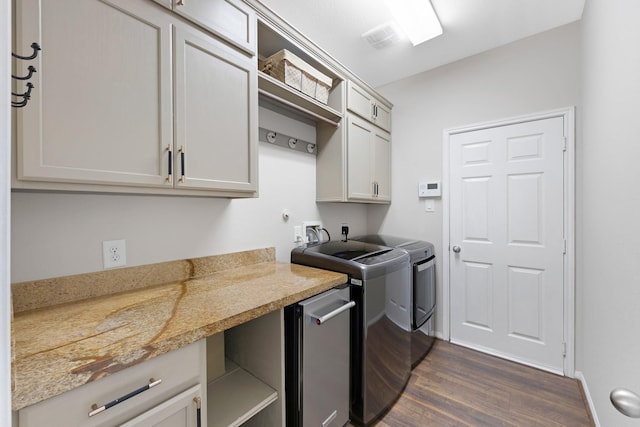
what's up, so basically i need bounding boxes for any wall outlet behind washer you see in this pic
[301,221,322,243]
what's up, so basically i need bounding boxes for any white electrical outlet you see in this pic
[102,239,127,269]
[302,221,323,243]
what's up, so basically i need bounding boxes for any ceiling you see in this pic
[257,0,585,88]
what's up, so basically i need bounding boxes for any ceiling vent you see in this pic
[362,22,403,49]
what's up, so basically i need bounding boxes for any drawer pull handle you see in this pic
[313,300,355,325]
[88,378,162,417]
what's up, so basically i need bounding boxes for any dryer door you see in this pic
[413,256,435,330]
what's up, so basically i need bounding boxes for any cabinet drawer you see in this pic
[120,384,203,427]
[18,341,206,427]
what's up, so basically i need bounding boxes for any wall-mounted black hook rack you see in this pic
[11,42,40,108]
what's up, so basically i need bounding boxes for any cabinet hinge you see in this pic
[563,342,567,357]
[561,137,567,152]
[563,239,567,255]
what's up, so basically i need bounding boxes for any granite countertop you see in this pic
[11,248,347,411]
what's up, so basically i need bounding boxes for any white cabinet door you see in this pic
[174,24,258,193]
[372,101,391,132]
[346,81,391,132]
[346,115,391,202]
[170,0,256,55]
[372,129,391,201]
[14,0,173,188]
[346,81,374,122]
[347,116,375,200]
[120,385,203,427]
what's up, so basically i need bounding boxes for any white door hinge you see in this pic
[561,137,567,152]
[563,342,567,357]
[563,239,567,254]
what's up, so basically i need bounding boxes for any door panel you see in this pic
[17,0,172,187]
[174,24,257,192]
[347,116,373,200]
[372,130,391,201]
[450,116,565,374]
[463,261,493,330]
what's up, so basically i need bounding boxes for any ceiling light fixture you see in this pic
[384,0,442,46]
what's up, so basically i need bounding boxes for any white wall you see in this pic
[371,22,582,340]
[581,0,640,425]
[11,108,368,283]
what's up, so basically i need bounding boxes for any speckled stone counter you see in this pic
[11,248,347,411]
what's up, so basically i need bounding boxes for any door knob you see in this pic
[452,245,461,253]
[611,388,640,418]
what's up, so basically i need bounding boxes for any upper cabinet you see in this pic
[347,81,392,132]
[12,0,258,197]
[316,115,391,204]
[152,0,256,55]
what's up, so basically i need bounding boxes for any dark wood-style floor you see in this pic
[369,340,594,426]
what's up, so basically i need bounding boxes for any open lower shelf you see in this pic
[207,359,278,427]
[258,72,343,126]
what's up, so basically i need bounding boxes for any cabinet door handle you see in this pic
[89,378,162,417]
[179,146,186,183]
[194,396,202,427]
[166,145,173,184]
[177,0,185,6]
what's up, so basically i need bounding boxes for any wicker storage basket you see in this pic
[261,49,333,104]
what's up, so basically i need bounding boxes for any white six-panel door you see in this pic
[449,116,566,374]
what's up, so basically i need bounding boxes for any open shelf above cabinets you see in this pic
[257,19,344,127]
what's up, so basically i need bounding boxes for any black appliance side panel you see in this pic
[284,304,302,427]
[350,284,364,422]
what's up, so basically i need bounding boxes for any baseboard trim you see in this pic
[575,371,600,427]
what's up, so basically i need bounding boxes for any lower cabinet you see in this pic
[17,341,207,427]
[207,309,284,427]
[16,311,285,427]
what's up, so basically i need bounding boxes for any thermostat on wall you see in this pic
[418,181,441,198]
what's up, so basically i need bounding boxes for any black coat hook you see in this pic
[11,82,34,108]
[12,65,37,81]
[12,42,41,61]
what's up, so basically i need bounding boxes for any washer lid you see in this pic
[304,240,389,260]
[350,234,415,247]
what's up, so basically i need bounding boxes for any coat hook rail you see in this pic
[12,65,37,81]
[12,42,41,60]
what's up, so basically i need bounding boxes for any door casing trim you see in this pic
[441,106,576,377]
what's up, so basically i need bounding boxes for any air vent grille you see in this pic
[362,22,403,49]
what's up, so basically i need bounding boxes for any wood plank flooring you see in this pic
[368,340,594,426]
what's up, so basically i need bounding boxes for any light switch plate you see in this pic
[425,199,435,212]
